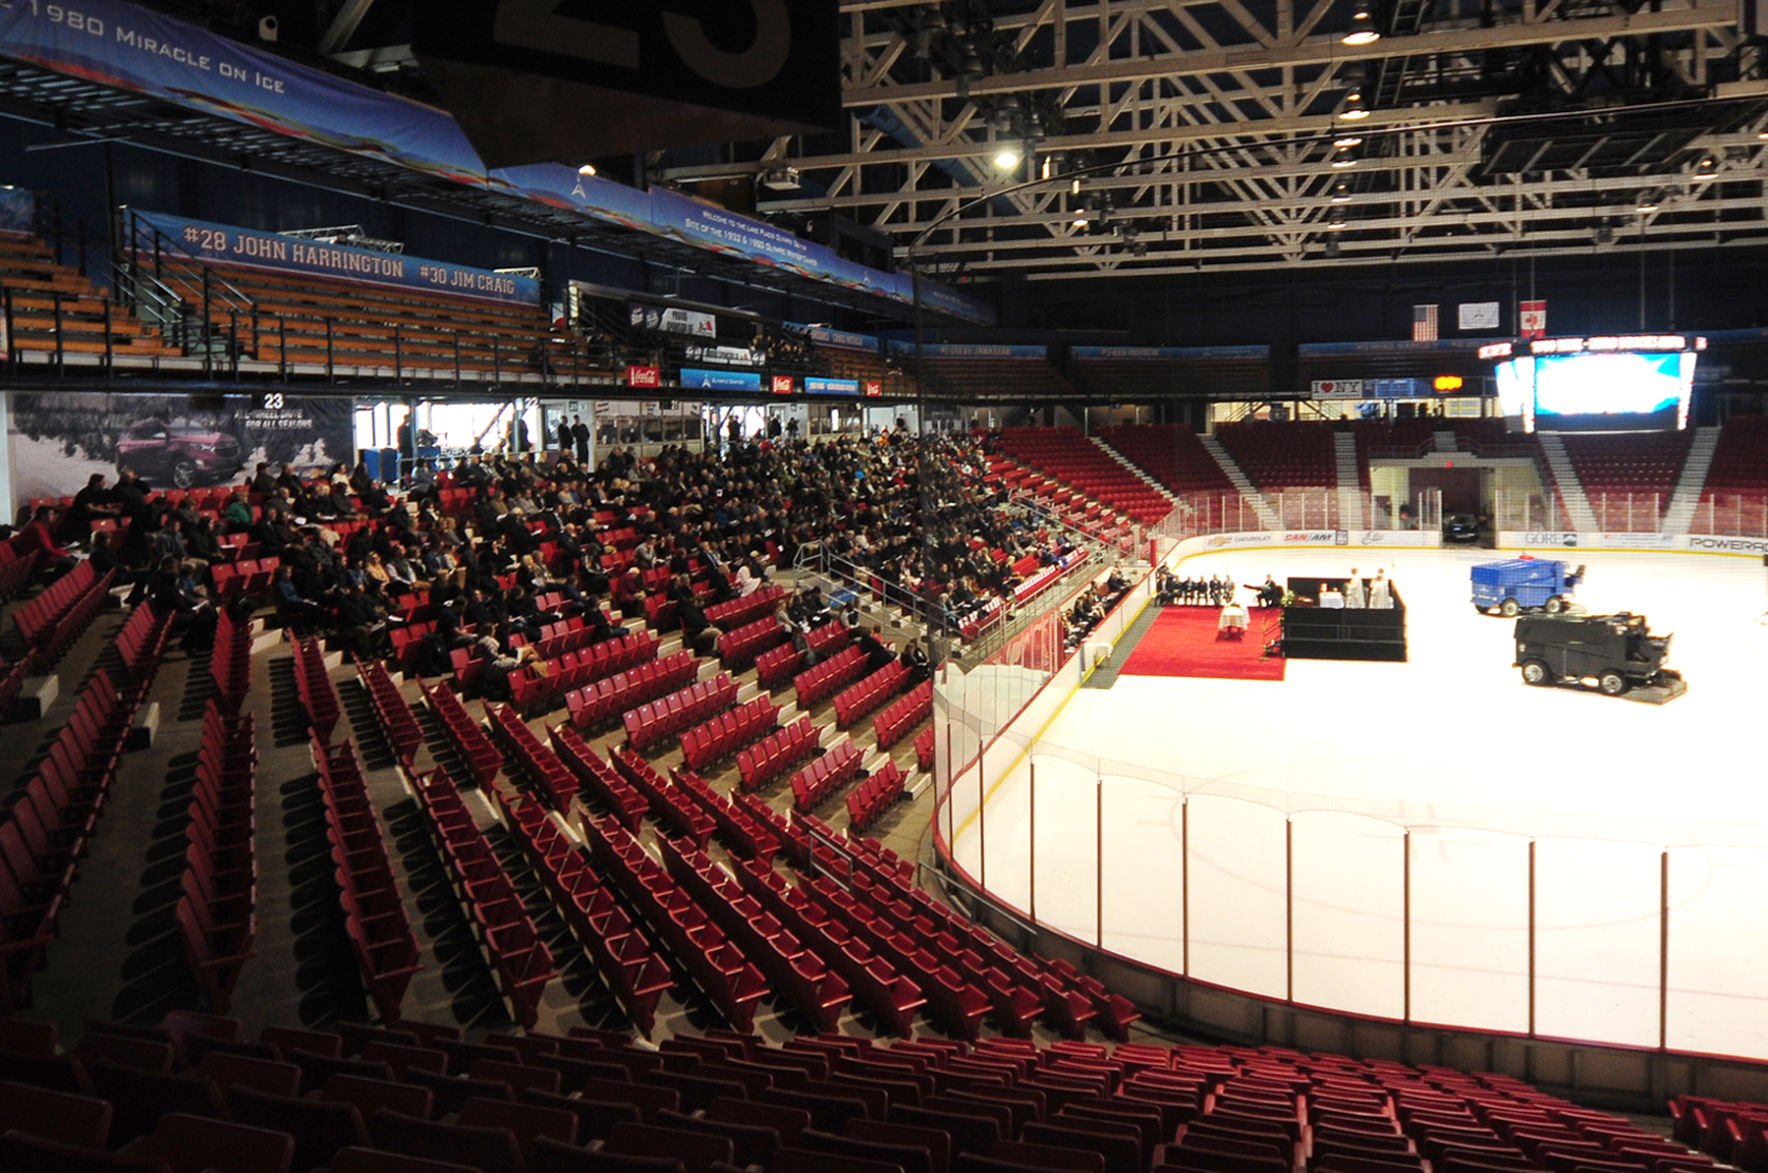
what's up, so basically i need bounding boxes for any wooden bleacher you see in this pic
[149,251,600,377]
[0,234,181,359]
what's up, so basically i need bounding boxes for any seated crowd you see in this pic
[6,428,1073,692]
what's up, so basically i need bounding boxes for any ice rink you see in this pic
[948,546,1768,1057]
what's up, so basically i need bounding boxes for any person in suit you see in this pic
[556,416,572,457]
[572,414,591,464]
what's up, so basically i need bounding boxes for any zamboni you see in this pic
[1513,613,1687,703]
[1472,557,1584,617]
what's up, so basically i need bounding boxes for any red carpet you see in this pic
[1118,607,1286,681]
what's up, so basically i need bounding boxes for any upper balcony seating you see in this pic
[1214,421,1338,490]
[151,247,589,379]
[1094,425,1237,496]
[925,356,1073,400]
[0,232,181,361]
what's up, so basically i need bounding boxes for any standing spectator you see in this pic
[63,473,116,545]
[1370,569,1393,609]
[1343,568,1366,609]
[572,414,591,465]
[556,415,572,457]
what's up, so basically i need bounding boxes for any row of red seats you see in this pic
[505,631,661,713]
[794,644,868,709]
[501,795,674,1039]
[680,695,780,771]
[621,673,736,752]
[546,725,648,832]
[833,661,909,729]
[704,584,786,631]
[177,701,258,1014]
[732,790,814,869]
[789,737,864,813]
[609,748,715,847]
[845,760,907,832]
[314,738,421,1023]
[13,560,112,672]
[0,543,40,602]
[211,556,280,603]
[387,620,439,677]
[669,767,781,863]
[1673,1094,1768,1169]
[209,607,252,714]
[716,614,789,668]
[915,724,936,772]
[563,651,697,732]
[754,619,850,689]
[657,835,853,1034]
[2,613,170,1008]
[525,611,619,663]
[581,812,770,1030]
[411,768,554,1029]
[830,828,1138,1041]
[356,657,422,767]
[736,716,820,792]
[730,855,926,1037]
[875,681,932,750]
[483,702,579,811]
[288,633,340,740]
[418,679,500,787]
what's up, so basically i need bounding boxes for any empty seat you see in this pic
[0,1128,173,1172]
[123,1112,295,1173]
[0,1080,113,1148]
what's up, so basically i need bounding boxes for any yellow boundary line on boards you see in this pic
[949,592,1156,846]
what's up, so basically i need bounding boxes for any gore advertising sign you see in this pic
[626,365,661,389]
[411,2,841,165]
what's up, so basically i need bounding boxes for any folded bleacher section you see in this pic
[1700,415,1768,533]
[1561,430,1693,531]
[992,428,1172,526]
[1094,424,1239,498]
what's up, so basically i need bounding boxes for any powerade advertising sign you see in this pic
[135,211,540,306]
[803,377,859,396]
[680,367,762,392]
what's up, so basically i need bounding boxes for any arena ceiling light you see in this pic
[1690,154,1719,182]
[992,143,1024,172]
[1635,190,1661,212]
[1333,129,1364,149]
[1340,90,1371,122]
[577,163,597,177]
[1343,0,1381,46]
[1331,142,1361,169]
[1330,180,1353,203]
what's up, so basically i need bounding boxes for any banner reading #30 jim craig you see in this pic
[8,390,354,502]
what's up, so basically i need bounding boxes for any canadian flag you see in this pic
[1520,300,1547,339]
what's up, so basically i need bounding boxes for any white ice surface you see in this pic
[950,548,1768,1054]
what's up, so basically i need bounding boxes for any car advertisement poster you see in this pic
[8,390,353,501]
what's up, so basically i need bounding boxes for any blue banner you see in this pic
[793,324,879,353]
[679,368,762,392]
[1072,344,1269,360]
[0,0,995,325]
[803,377,860,395]
[1300,339,1480,356]
[886,341,1048,359]
[133,210,539,306]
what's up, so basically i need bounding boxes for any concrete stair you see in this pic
[1333,432,1365,530]
[1200,435,1282,530]
[1534,431,1598,531]
[1661,426,1721,534]
[1433,428,1459,454]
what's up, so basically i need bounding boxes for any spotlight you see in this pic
[577,163,598,177]
[1070,177,1082,196]
[1690,154,1719,182]
[992,144,1023,172]
[258,15,278,41]
[1343,0,1380,45]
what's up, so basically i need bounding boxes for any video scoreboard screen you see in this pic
[1482,335,1701,432]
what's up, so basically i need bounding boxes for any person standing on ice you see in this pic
[1369,569,1393,609]
[1343,567,1366,609]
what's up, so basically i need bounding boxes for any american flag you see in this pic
[1412,304,1439,342]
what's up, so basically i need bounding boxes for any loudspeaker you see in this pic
[258,15,278,41]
